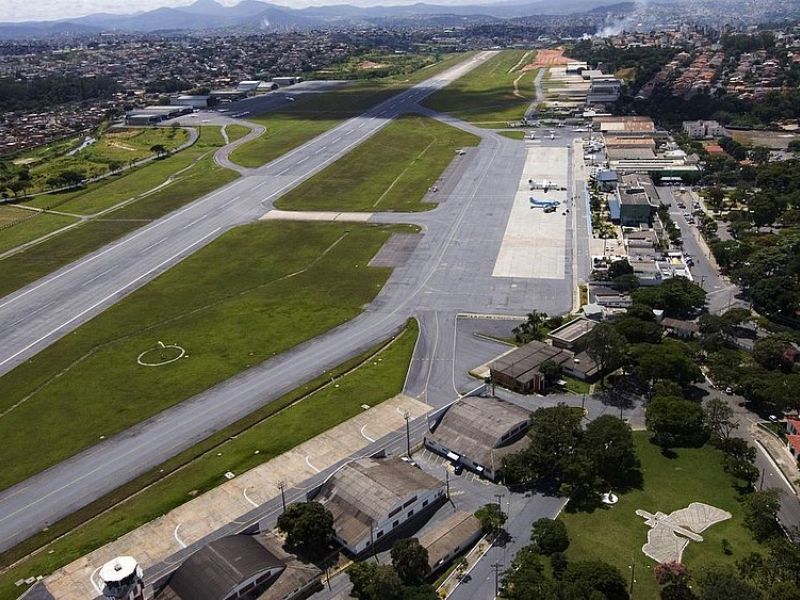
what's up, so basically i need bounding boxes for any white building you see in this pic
[682,120,726,139]
[315,457,445,555]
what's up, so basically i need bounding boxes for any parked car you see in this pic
[453,463,464,475]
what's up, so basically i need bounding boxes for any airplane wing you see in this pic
[642,523,689,564]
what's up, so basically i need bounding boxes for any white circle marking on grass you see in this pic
[137,341,186,367]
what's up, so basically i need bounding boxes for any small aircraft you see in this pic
[528,179,565,193]
[530,196,561,209]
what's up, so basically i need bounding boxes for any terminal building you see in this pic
[314,457,445,555]
[490,340,599,395]
[425,396,531,481]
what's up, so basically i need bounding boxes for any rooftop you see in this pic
[317,457,443,547]
[161,535,283,600]
[418,511,482,571]
[548,317,598,344]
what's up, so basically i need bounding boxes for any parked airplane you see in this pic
[530,196,561,209]
[528,179,565,193]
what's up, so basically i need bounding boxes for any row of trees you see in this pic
[0,75,119,113]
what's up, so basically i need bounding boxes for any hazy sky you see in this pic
[4,0,478,22]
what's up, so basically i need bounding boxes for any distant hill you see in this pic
[0,0,640,38]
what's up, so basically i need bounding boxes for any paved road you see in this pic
[657,186,741,314]
[0,55,591,553]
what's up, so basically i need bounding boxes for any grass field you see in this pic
[14,127,188,194]
[225,124,251,143]
[560,433,762,600]
[274,115,478,212]
[25,127,225,214]
[423,50,537,127]
[0,208,78,254]
[0,221,409,491]
[0,129,237,298]
[0,319,418,600]
[230,52,475,169]
[498,130,526,140]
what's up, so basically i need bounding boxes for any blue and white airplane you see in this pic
[529,196,561,209]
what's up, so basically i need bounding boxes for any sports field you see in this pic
[0,319,418,600]
[274,115,478,212]
[0,221,407,492]
[422,50,537,126]
[230,52,475,168]
[560,433,762,600]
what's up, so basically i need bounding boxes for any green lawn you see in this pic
[560,433,762,600]
[230,52,476,169]
[0,130,237,299]
[26,127,223,215]
[423,50,537,127]
[0,319,418,600]
[274,115,479,212]
[498,130,526,140]
[224,124,252,143]
[0,210,78,254]
[0,221,410,491]
[17,127,188,194]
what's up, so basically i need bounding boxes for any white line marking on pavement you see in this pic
[305,456,321,473]
[243,486,259,508]
[180,215,207,230]
[360,425,375,442]
[174,523,187,548]
[0,227,222,372]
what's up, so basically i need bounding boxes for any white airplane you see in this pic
[528,179,564,192]
[530,196,561,209]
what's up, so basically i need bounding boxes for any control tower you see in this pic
[99,556,144,600]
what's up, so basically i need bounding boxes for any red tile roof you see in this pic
[788,435,800,455]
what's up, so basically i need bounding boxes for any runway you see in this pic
[0,51,590,553]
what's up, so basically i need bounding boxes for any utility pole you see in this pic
[445,469,450,500]
[277,481,286,513]
[492,562,502,597]
[324,565,332,591]
[404,411,411,458]
[629,556,636,597]
[582,393,586,411]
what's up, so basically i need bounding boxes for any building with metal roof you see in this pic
[424,396,531,481]
[314,457,445,555]
[155,535,284,600]
[547,317,597,350]
[418,511,482,574]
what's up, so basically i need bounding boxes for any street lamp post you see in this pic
[404,411,411,458]
[277,480,287,513]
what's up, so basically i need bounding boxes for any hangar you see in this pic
[424,396,531,481]
[314,457,445,555]
[153,532,320,600]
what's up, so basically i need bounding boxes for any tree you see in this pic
[581,415,640,489]
[513,310,548,344]
[646,396,707,448]
[506,404,583,485]
[705,186,726,210]
[349,562,380,599]
[615,316,662,343]
[563,560,629,600]
[530,518,570,555]
[696,565,761,600]
[539,360,562,386]
[749,276,798,317]
[703,398,738,442]
[753,337,793,371]
[633,277,707,318]
[276,501,334,557]
[631,339,702,389]
[612,273,641,292]
[475,503,507,536]
[391,538,430,586]
[608,259,634,280]
[500,546,556,600]
[150,143,168,158]
[743,489,782,542]
[585,323,627,385]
